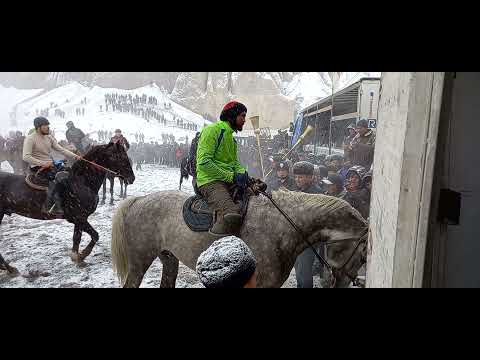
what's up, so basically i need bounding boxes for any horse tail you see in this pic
[111,196,138,286]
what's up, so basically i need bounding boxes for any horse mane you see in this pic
[272,189,352,216]
[70,144,109,174]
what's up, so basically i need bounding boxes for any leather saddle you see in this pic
[25,173,49,191]
[25,168,70,192]
[183,189,251,233]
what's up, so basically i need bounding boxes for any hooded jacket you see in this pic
[340,165,370,219]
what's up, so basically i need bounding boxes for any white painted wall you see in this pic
[366,72,444,288]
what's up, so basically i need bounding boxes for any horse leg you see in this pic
[70,224,83,263]
[109,177,114,205]
[78,221,99,261]
[101,178,106,205]
[123,255,156,288]
[0,212,18,274]
[159,250,179,288]
[119,179,124,198]
[124,183,128,199]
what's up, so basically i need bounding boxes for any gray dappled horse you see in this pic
[111,189,369,288]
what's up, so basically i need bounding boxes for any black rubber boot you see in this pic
[44,182,64,216]
[43,182,56,213]
[209,213,242,237]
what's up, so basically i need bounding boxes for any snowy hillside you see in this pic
[0,84,44,134]
[1,72,382,137]
[11,82,211,144]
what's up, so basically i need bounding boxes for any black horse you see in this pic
[0,143,135,273]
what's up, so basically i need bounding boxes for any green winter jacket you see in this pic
[196,120,246,188]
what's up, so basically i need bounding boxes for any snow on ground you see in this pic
[9,82,211,144]
[0,163,318,288]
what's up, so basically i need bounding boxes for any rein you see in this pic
[63,147,119,176]
[256,188,368,288]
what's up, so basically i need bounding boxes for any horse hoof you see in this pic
[1,263,19,276]
[70,252,81,263]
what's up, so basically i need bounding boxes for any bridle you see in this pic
[254,187,368,288]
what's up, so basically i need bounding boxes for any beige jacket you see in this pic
[23,132,73,167]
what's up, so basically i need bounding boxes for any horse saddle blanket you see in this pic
[182,193,251,233]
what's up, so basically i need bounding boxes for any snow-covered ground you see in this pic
[0,162,321,288]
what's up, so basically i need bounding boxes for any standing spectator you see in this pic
[291,161,324,288]
[268,160,295,191]
[65,121,87,154]
[340,165,370,220]
[349,119,375,169]
[325,173,345,197]
[343,124,357,163]
[110,129,130,150]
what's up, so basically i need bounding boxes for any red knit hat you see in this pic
[220,101,247,122]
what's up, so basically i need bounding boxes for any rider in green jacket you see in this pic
[196,101,250,237]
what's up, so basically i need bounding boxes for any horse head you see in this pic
[290,192,369,288]
[98,143,135,185]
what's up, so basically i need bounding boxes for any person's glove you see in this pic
[233,172,249,190]
[248,177,268,195]
[53,160,66,168]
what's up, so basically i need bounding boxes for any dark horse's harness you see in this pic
[252,186,368,288]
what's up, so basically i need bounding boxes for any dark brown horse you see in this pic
[101,172,129,205]
[0,143,135,273]
[101,145,132,205]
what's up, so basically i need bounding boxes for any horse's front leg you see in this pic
[0,212,18,274]
[78,221,99,261]
[101,178,106,205]
[119,179,124,198]
[0,252,18,274]
[109,178,114,205]
[70,224,83,263]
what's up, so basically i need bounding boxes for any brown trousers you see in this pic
[199,181,242,218]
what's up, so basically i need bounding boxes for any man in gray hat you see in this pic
[292,161,323,194]
[291,161,325,288]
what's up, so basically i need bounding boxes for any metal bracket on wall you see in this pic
[437,188,461,225]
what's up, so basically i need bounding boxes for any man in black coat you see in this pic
[65,121,86,154]
[291,161,324,288]
[268,160,295,191]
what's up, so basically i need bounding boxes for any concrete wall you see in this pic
[366,72,445,288]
